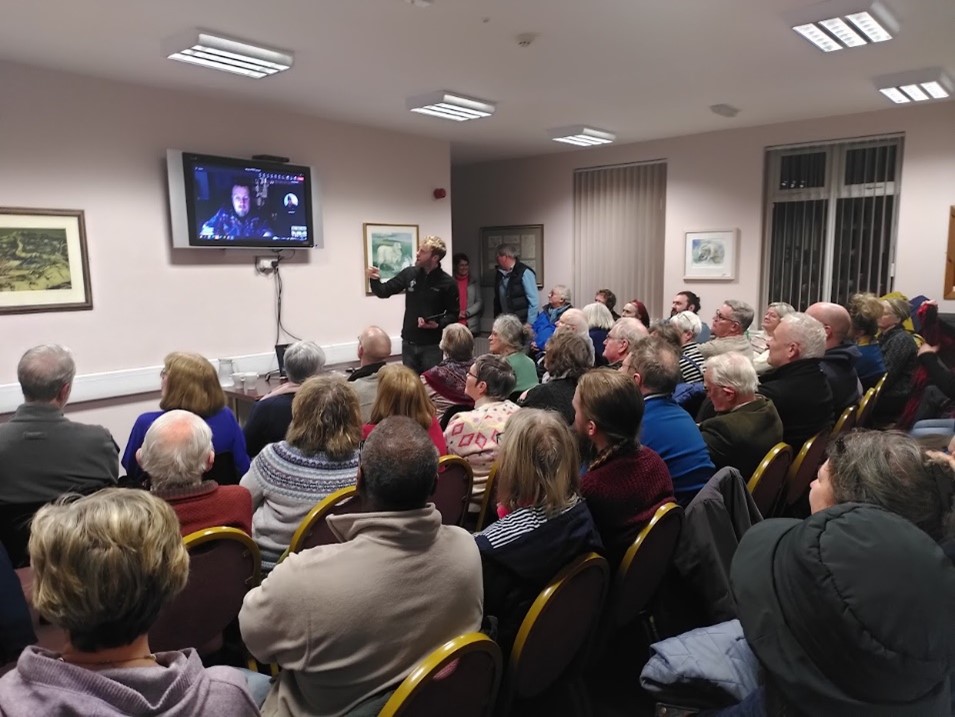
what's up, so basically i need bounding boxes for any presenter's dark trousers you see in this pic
[402,341,442,375]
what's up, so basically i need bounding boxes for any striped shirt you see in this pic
[680,341,705,383]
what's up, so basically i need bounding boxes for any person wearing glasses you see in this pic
[601,317,648,370]
[700,300,755,361]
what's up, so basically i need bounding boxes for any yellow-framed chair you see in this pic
[378,633,502,717]
[780,431,829,516]
[287,485,360,555]
[434,455,474,527]
[149,527,260,657]
[498,552,610,716]
[474,464,499,531]
[830,404,858,441]
[747,442,793,517]
[855,387,877,428]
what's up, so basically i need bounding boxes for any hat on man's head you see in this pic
[731,503,955,717]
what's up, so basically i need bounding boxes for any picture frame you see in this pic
[478,224,544,288]
[0,207,93,314]
[363,223,419,295]
[683,229,738,281]
[943,206,955,299]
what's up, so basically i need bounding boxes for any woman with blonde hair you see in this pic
[0,489,259,715]
[241,376,362,570]
[751,301,795,374]
[848,292,887,390]
[363,363,447,453]
[420,323,475,418]
[474,409,601,655]
[123,352,248,484]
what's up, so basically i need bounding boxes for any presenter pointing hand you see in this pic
[365,266,381,281]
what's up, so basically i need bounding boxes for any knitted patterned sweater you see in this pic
[240,441,359,569]
[444,400,520,505]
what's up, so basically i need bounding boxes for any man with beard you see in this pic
[671,290,710,342]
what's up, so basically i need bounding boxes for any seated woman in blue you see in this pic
[122,352,249,484]
[474,408,602,656]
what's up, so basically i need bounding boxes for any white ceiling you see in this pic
[2,0,953,164]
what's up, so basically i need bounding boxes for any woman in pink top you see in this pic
[361,364,447,454]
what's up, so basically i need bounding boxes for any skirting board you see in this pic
[0,336,401,414]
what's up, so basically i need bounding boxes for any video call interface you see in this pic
[191,161,311,244]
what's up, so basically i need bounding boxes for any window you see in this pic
[763,136,903,308]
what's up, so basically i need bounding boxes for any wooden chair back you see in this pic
[434,456,474,527]
[288,485,361,555]
[379,633,502,717]
[747,443,793,517]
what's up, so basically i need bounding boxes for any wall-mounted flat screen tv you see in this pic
[167,149,317,249]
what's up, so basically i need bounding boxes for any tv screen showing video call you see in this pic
[177,152,315,249]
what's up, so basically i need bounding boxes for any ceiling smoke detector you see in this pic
[516,33,538,48]
[710,103,740,118]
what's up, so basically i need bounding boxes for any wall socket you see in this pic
[255,257,277,275]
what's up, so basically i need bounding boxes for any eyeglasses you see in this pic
[467,370,480,380]
[713,311,738,324]
[160,368,168,379]
[605,334,621,342]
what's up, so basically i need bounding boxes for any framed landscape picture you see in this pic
[363,223,419,295]
[0,207,92,314]
[684,229,738,281]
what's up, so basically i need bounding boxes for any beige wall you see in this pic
[452,101,955,323]
[0,61,453,447]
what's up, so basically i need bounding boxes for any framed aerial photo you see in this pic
[363,223,419,295]
[684,229,738,281]
[0,208,92,314]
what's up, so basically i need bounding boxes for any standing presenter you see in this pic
[366,235,459,374]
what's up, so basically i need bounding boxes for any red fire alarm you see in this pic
[433,188,447,199]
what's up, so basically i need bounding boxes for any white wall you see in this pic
[0,61,453,447]
[452,101,955,322]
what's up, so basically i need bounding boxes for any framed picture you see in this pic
[0,208,92,314]
[684,229,738,281]
[363,223,419,295]
[479,224,544,288]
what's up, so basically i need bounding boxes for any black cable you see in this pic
[272,254,302,344]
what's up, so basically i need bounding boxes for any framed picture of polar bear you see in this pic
[363,223,419,294]
[684,229,738,281]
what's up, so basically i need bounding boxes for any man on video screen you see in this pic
[200,181,273,239]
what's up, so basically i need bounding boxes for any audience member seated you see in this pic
[362,364,447,454]
[0,544,34,666]
[420,323,475,418]
[848,292,887,389]
[475,409,602,656]
[122,352,249,485]
[239,417,483,717]
[700,300,754,361]
[243,340,326,458]
[876,296,918,422]
[601,317,648,370]
[0,345,118,566]
[700,353,783,480]
[623,338,715,505]
[444,354,520,509]
[519,331,590,424]
[758,313,834,449]
[0,489,259,715]
[348,325,392,422]
[670,310,705,383]
[138,410,252,536]
[583,301,614,366]
[490,313,539,395]
[531,284,573,353]
[671,290,710,342]
[806,301,862,413]
[594,288,620,320]
[241,376,361,571]
[574,369,674,565]
[751,302,794,375]
[621,299,651,328]
[555,307,596,366]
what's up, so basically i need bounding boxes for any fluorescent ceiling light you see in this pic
[875,68,953,104]
[548,126,616,147]
[406,91,495,122]
[789,1,897,52]
[164,31,293,79]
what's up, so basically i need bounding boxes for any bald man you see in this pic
[349,326,393,421]
[806,302,862,413]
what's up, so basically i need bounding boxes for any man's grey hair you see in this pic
[559,308,589,337]
[360,416,438,510]
[670,310,703,339]
[492,314,527,351]
[139,410,213,491]
[551,284,572,304]
[705,352,758,395]
[284,341,326,384]
[723,300,755,331]
[496,244,520,259]
[613,317,649,347]
[18,345,76,402]
[781,312,827,359]
[627,337,681,395]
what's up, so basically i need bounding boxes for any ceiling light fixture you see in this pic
[164,31,293,79]
[406,91,496,122]
[875,68,953,104]
[548,126,616,147]
[789,0,898,52]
